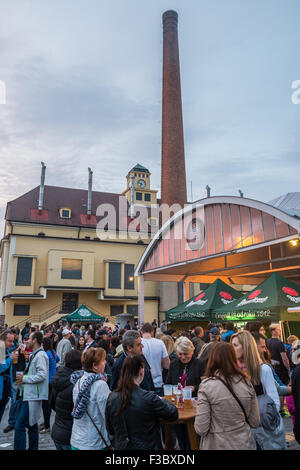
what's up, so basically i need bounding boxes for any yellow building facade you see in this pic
[0,164,159,328]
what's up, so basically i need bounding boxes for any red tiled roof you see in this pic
[6,185,160,230]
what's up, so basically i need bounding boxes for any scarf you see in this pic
[70,370,106,419]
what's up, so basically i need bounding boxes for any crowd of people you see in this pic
[0,318,300,450]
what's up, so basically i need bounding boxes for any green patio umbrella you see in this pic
[61,304,105,323]
[165,279,243,322]
[213,272,300,323]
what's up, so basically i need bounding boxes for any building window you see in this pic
[136,192,142,201]
[61,259,82,279]
[127,305,138,315]
[13,304,30,316]
[16,257,33,286]
[148,217,158,228]
[144,193,151,202]
[59,208,72,219]
[110,305,123,316]
[61,293,78,313]
[124,264,135,290]
[109,262,122,289]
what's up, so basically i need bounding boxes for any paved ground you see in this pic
[0,400,299,450]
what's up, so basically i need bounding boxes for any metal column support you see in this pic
[138,275,144,326]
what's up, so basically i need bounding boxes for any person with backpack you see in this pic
[231,330,286,450]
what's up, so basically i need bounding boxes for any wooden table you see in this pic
[160,406,199,450]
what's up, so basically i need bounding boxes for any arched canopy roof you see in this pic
[135,196,300,284]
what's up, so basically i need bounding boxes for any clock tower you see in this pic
[123,164,158,206]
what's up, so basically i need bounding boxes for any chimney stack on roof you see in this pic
[161,10,187,209]
[38,162,46,211]
[87,167,93,216]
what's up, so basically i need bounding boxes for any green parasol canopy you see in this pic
[61,304,105,323]
[165,279,243,322]
[213,272,300,323]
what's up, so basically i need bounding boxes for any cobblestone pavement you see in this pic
[0,401,299,450]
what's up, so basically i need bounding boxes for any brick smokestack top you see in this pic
[161,10,187,208]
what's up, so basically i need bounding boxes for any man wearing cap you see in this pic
[56,329,72,367]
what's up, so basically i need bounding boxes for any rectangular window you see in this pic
[136,192,142,201]
[127,305,138,315]
[144,193,151,202]
[13,304,30,316]
[16,257,33,286]
[109,262,122,289]
[124,264,135,290]
[110,305,123,316]
[61,293,78,313]
[61,259,82,279]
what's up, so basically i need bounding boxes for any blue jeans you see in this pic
[8,386,23,427]
[14,401,39,450]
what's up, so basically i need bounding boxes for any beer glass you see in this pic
[183,387,192,409]
[163,384,173,402]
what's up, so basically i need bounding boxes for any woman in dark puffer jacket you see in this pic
[50,349,82,450]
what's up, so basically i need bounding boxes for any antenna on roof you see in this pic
[238,189,244,198]
[38,162,46,211]
[87,168,93,216]
[206,185,211,198]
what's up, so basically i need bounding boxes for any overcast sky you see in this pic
[0,0,300,233]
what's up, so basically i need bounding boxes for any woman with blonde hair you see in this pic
[231,330,286,450]
[165,336,206,449]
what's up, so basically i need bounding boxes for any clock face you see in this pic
[137,179,146,188]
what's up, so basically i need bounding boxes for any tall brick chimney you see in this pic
[161,10,187,208]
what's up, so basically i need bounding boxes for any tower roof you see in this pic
[130,164,150,174]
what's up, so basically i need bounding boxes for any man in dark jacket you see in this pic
[191,327,205,358]
[110,330,154,392]
[50,350,82,450]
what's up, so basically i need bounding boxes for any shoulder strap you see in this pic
[214,376,250,426]
[86,410,111,448]
[77,378,111,449]
[23,348,42,375]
